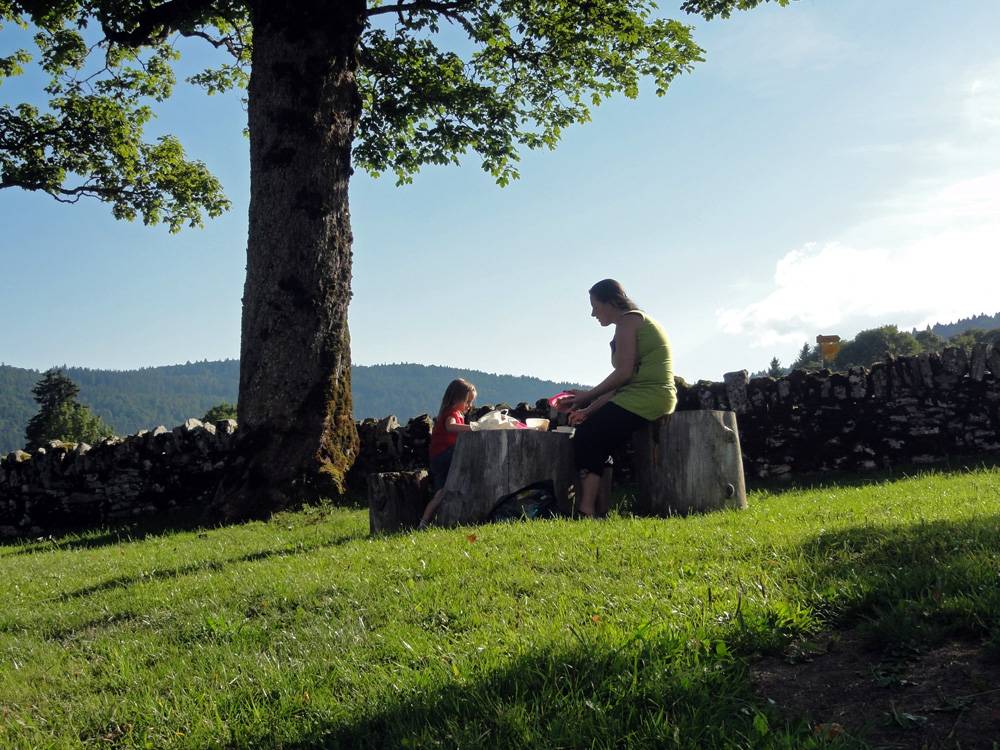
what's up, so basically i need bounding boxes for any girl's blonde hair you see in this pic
[438,378,476,422]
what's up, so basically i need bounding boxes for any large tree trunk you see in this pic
[219,0,365,518]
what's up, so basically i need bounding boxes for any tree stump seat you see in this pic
[632,409,747,516]
[368,470,430,534]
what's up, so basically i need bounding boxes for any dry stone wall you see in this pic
[3,345,999,538]
[358,345,1000,481]
[689,344,1000,479]
[0,419,239,538]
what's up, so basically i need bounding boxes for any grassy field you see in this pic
[1,467,998,749]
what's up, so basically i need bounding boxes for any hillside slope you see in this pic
[0,361,581,453]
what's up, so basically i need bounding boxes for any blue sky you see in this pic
[2,1,999,387]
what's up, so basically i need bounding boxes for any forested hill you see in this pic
[927,313,1000,340]
[0,361,581,454]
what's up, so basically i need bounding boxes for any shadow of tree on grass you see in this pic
[266,515,1000,750]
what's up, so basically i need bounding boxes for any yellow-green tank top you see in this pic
[610,310,677,421]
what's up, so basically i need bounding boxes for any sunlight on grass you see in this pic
[0,467,997,748]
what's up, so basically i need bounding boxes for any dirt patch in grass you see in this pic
[752,630,1000,749]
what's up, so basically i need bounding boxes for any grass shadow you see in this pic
[0,497,368,556]
[789,512,1000,649]
[270,635,771,750]
[281,513,999,749]
[55,530,365,602]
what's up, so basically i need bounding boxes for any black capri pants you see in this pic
[573,401,650,475]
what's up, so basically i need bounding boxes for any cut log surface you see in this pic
[435,431,575,526]
[633,410,747,516]
[368,470,429,534]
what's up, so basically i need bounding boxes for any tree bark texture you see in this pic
[435,431,576,527]
[368,470,430,534]
[224,0,365,516]
[633,410,748,516]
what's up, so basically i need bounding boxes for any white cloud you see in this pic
[718,54,1000,349]
[716,171,1000,347]
[966,60,1000,130]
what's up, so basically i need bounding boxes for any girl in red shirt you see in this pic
[420,378,477,528]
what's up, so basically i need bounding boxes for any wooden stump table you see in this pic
[434,430,576,526]
[632,410,747,516]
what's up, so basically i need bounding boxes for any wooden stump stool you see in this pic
[632,410,747,516]
[368,470,430,534]
[435,430,576,526]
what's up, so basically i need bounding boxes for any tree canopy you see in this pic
[2,0,788,226]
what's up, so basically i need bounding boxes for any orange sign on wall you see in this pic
[816,334,841,362]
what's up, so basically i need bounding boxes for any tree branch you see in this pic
[366,0,473,17]
[99,0,217,47]
[366,0,477,35]
[179,28,243,57]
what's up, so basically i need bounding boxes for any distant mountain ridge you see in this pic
[0,361,582,454]
[923,312,1000,340]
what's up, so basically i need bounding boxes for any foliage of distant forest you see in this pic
[926,312,1000,341]
[4,312,998,454]
[0,361,580,454]
[757,315,1000,378]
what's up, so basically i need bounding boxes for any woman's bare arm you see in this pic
[571,314,640,406]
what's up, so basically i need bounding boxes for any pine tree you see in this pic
[767,357,784,378]
[791,343,820,371]
[24,369,114,450]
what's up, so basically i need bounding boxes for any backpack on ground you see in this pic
[488,480,563,522]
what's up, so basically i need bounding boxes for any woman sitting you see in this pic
[562,279,676,517]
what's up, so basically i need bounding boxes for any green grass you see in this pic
[1,467,998,749]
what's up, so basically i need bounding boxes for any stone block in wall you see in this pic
[988,346,1000,380]
[970,344,991,382]
[694,381,716,410]
[674,381,700,410]
[509,402,534,422]
[934,347,969,390]
[870,363,889,399]
[215,419,238,436]
[401,415,433,468]
[174,418,204,435]
[898,355,931,395]
[830,372,851,400]
[847,366,868,399]
[723,370,749,414]
[910,353,935,392]
[747,377,776,412]
[798,370,830,403]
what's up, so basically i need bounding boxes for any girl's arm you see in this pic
[569,315,640,407]
[445,416,473,433]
